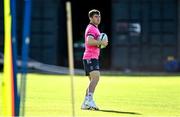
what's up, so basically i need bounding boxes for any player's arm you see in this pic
[87,35,102,46]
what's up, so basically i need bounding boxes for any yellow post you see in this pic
[2,0,15,116]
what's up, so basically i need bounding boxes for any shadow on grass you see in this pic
[97,109,142,115]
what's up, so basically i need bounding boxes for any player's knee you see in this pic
[90,70,100,80]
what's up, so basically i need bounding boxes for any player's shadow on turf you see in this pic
[97,109,141,115]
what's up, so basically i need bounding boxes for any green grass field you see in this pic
[0,73,180,117]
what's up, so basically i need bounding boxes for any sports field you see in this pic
[0,73,180,117]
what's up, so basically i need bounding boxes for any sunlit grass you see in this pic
[0,73,180,116]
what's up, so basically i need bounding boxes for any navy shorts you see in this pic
[83,59,100,76]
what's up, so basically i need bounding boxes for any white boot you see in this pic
[81,99,89,110]
[87,99,99,110]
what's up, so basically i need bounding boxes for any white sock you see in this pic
[88,92,93,100]
[85,96,89,100]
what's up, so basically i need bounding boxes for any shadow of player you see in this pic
[97,109,142,115]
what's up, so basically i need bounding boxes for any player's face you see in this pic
[91,14,101,25]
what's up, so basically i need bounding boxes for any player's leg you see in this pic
[88,70,100,98]
[81,76,93,109]
[85,76,91,96]
[83,60,92,94]
[81,59,100,110]
[81,72,100,110]
[85,70,100,110]
[83,76,91,102]
[81,60,91,109]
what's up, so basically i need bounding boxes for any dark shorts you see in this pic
[83,59,100,76]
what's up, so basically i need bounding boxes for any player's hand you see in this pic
[101,40,108,47]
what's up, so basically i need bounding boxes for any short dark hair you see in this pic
[88,9,100,18]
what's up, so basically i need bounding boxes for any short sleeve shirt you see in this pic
[83,23,101,60]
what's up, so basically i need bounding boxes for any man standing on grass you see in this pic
[81,9,108,110]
